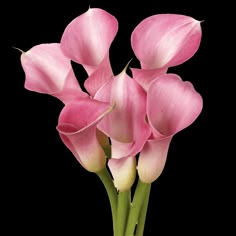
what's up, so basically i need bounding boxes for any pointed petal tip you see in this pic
[60,7,118,66]
[117,58,133,77]
[124,58,133,70]
[12,46,25,54]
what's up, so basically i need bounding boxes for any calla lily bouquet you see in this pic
[18,7,203,236]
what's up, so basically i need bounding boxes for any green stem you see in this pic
[135,183,151,236]
[96,167,118,236]
[117,190,131,236]
[125,180,151,236]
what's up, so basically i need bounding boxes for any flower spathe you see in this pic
[18,7,203,236]
[20,43,88,104]
[56,97,114,172]
[60,8,118,97]
[138,74,203,183]
[94,65,151,191]
[94,66,151,157]
[131,13,202,69]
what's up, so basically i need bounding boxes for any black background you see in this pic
[4,0,224,235]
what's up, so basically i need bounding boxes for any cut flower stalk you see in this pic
[97,166,151,236]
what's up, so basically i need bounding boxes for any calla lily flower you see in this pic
[20,43,87,104]
[94,67,151,191]
[131,14,202,69]
[95,67,151,158]
[60,8,118,96]
[56,97,114,173]
[138,73,203,183]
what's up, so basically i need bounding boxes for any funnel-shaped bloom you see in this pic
[20,43,87,104]
[60,8,118,96]
[138,73,203,183]
[94,68,151,159]
[94,68,151,191]
[56,97,113,172]
[131,14,202,69]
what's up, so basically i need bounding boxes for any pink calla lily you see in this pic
[94,67,151,189]
[56,97,114,172]
[147,73,203,137]
[138,73,203,183]
[60,8,118,96]
[94,68,151,159]
[20,43,87,104]
[131,14,202,69]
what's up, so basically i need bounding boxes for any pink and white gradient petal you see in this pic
[20,43,86,104]
[108,156,136,192]
[60,8,118,95]
[56,97,113,172]
[131,14,202,69]
[95,69,151,158]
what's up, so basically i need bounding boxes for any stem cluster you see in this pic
[97,168,151,236]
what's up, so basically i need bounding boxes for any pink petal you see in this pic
[60,8,118,67]
[56,97,113,172]
[138,137,171,183]
[131,14,202,69]
[130,67,167,91]
[94,70,151,157]
[20,43,86,104]
[147,73,203,137]
[108,156,136,191]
